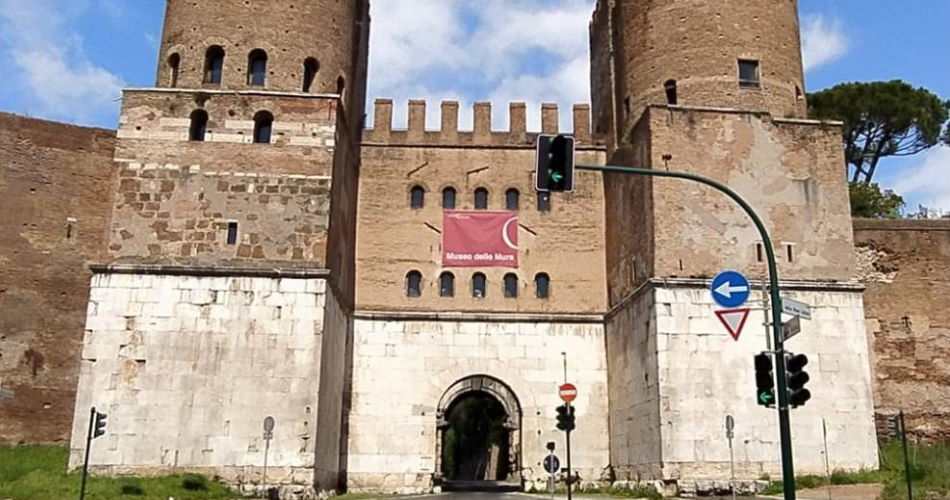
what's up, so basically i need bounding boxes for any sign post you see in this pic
[543,443,560,497]
[557,382,577,500]
[262,416,275,496]
[726,415,737,500]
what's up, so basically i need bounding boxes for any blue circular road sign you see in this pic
[711,271,751,308]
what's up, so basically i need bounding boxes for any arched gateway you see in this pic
[434,375,522,486]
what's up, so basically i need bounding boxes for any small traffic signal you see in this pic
[754,353,776,407]
[536,134,576,193]
[93,410,108,439]
[786,353,811,407]
[555,404,576,432]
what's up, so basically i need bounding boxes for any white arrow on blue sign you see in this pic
[711,271,751,308]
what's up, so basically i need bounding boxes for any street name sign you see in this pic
[782,316,802,341]
[715,308,751,341]
[558,383,577,403]
[711,271,751,308]
[782,297,812,320]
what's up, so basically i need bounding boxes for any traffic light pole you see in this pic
[566,411,573,500]
[79,406,95,500]
[576,163,797,500]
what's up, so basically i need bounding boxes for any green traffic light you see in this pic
[759,391,774,405]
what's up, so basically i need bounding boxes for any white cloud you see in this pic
[801,14,849,72]
[890,147,950,211]
[368,0,595,132]
[0,0,125,125]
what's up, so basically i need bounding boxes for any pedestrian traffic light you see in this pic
[93,410,108,439]
[786,353,811,407]
[536,134,575,193]
[556,404,576,432]
[754,353,776,407]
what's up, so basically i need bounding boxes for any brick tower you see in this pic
[68,0,370,494]
[591,0,879,489]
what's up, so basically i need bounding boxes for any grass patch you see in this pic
[762,440,950,499]
[0,445,234,500]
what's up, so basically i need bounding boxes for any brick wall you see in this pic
[855,219,950,441]
[0,113,116,444]
[357,101,608,315]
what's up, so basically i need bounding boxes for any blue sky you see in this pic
[0,0,947,211]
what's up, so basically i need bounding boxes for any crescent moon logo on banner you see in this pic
[502,217,518,250]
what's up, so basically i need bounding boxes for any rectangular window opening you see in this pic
[738,59,761,89]
[755,243,764,263]
[786,244,795,263]
[227,222,239,245]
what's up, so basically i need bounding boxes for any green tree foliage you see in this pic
[809,80,950,183]
[850,182,905,219]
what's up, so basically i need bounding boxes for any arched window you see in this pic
[505,189,520,211]
[406,271,422,298]
[664,79,678,105]
[535,273,551,299]
[537,192,551,212]
[337,76,346,96]
[204,46,225,84]
[474,188,489,210]
[167,53,181,87]
[248,49,268,86]
[472,273,487,299]
[303,58,319,92]
[442,187,457,209]
[440,272,455,298]
[410,185,425,209]
[189,109,209,142]
[504,273,518,298]
[253,111,273,144]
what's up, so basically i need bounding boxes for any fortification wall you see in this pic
[68,271,329,493]
[606,105,854,306]
[348,314,610,493]
[0,113,116,445]
[854,219,950,441]
[358,101,607,315]
[109,89,353,276]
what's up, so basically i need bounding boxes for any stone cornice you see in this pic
[354,309,605,324]
[605,277,865,320]
[90,263,330,279]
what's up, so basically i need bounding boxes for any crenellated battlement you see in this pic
[363,99,603,147]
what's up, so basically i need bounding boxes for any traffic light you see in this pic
[536,134,575,193]
[556,404,576,432]
[754,353,776,407]
[93,410,108,439]
[786,353,811,407]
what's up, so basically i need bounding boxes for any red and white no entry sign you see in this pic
[559,383,577,403]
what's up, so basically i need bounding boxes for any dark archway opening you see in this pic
[441,392,511,482]
[436,375,522,490]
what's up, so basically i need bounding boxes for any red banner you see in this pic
[443,211,519,268]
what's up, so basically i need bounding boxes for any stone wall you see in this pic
[68,271,330,489]
[109,163,331,266]
[0,112,116,445]
[358,101,608,315]
[605,106,855,308]
[854,219,950,441]
[604,286,662,480]
[347,314,610,493]
[608,281,879,485]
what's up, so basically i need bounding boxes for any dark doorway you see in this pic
[441,392,511,481]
